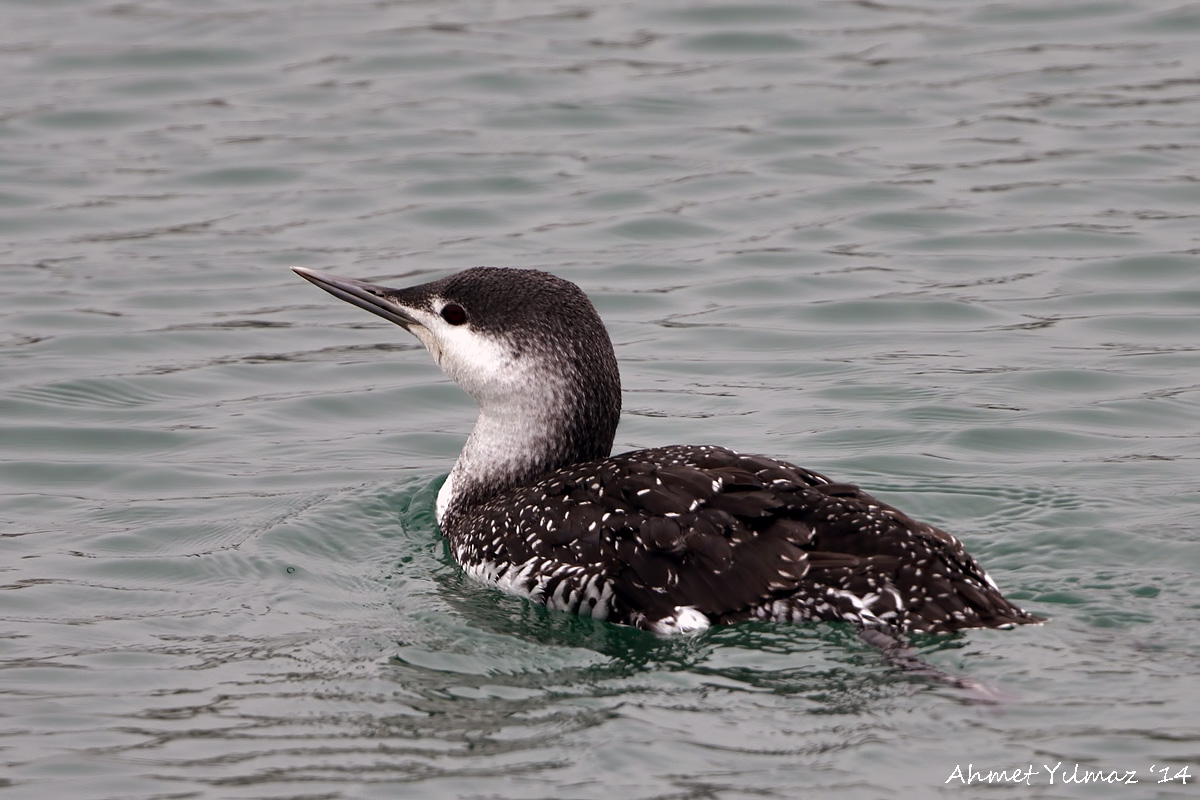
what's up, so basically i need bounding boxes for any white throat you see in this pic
[436,471,456,524]
[435,395,566,526]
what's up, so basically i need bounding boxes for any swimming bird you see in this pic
[293,266,1042,637]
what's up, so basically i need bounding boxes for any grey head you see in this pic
[293,266,622,519]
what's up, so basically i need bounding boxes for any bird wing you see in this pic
[518,445,1034,633]
[587,446,855,626]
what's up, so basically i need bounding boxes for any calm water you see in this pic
[2,1,1199,797]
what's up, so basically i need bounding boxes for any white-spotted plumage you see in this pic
[294,265,1043,637]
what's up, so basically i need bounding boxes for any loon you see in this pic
[293,265,1042,637]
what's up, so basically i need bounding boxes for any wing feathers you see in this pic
[461,445,1041,634]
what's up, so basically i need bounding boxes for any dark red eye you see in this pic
[440,303,467,325]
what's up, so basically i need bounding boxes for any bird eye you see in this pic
[440,303,467,325]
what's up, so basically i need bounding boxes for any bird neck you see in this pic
[436,368,621,527]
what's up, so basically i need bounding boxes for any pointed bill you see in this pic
[292,267,421,330]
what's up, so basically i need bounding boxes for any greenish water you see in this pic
[2,1,1199,798]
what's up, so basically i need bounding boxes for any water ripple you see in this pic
[2,0,1199,797]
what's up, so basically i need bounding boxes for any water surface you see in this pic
[2,1,1198,798]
